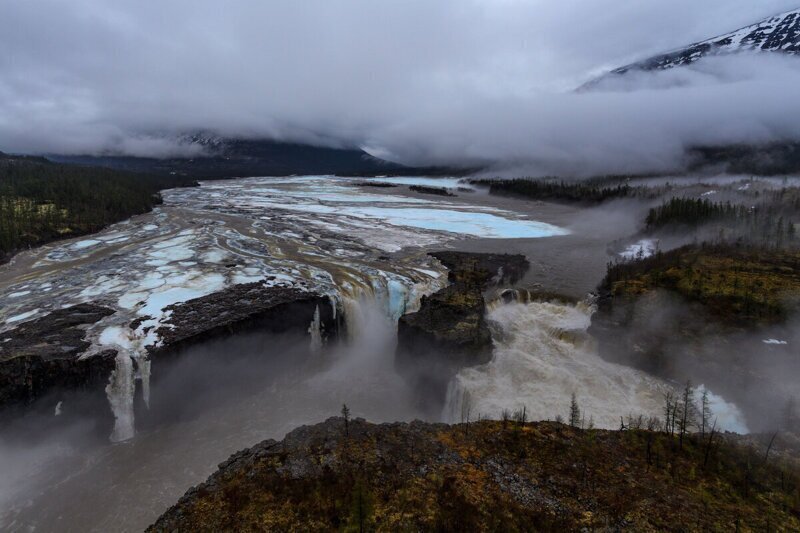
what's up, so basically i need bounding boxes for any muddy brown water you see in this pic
[0,177,636,531]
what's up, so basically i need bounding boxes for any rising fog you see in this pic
[1,0,800,175]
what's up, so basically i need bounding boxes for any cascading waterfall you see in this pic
[99,326,152,442]
[446,297,667,429]
[444,296,750,432]
[331,268,447,343]
[106,353,136,442]
[99,266,446,444]
[308,305,323,353]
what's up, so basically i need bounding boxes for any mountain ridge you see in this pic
[586,8,800,86]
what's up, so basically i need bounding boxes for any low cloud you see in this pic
[1,0,799,174]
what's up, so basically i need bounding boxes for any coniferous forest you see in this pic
[0,153,195,262]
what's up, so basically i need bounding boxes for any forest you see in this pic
[603,243,800,325]
[471,177,639,204]
[0,153,195,262]
[645,195,798,248]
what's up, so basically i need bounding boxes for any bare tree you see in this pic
[663,391,676,435]
[501,409,511,429]
[700,388,713,438]
[341,403,351,436]
[514,405,528,425]
[678,381,697,450]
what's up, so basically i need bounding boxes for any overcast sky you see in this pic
[1,0,799,174]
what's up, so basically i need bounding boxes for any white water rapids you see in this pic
[443,298,749,433]
[0,175,752,531]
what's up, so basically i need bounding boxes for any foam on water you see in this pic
[444,299,751,433]
[448,300,658,427]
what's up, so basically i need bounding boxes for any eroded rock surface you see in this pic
[0,303,117,407]
[0,284,335,415]
[396,252,529,392]
[154,282,336,352]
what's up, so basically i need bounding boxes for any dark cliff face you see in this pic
[152,283,336,354]
[395,252,529,397]
[0,304,117,409]
[148,417,800,532]
[0,283,337,427]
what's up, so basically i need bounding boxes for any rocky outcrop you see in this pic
[149,417,800,532]
[0,283,336,418]
[153,282,336,354]
[0,303,117,408]
[396,252,528,395]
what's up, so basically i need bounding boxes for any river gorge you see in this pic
[0,175,750,531]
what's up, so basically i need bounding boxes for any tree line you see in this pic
[645,196,798,248]
[471,178,637,204]
[0,155,196,262]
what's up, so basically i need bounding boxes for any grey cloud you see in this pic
[1,0,799,174]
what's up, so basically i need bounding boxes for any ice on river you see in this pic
[0,174,570,442]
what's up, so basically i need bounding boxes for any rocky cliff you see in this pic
[0,303,117,409]
[395,252,529,396]
[0,283,336,422]
[149,417,800,532]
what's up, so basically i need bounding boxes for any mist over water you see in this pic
[0,297,439,532]
[444,299,750,432]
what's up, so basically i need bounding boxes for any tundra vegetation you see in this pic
[149,416,800,532]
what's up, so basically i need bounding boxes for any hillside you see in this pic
[49,136,407,178]
[0,155,195,262]
[149,418,800,532]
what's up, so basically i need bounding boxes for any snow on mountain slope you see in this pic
[598,8,800,79]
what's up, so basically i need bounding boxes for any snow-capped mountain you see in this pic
[602,8,800,77]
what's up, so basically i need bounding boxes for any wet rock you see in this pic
[153,282,336,352]
[396,252,529,396]
[0,303,117,408]
[0,284,336,419]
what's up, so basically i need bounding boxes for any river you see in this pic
[0,175,746,531]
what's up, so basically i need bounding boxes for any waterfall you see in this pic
[333,268,447,342]
[138,357,152,409]
[444,298,668,428]
[308,305,323,353]
[443,297,750,432]
[98,325,152,442]
[106,352,136,443]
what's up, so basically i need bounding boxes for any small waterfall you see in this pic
[138,357,152,409]
[308,305,323,353]
[106,353,136,443]
[98,325,152,442]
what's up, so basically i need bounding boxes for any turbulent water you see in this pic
[444,298,749,433]
[0,175,750,531]
[0,175,572,530]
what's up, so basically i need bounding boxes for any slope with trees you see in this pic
[0,153,196,262]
